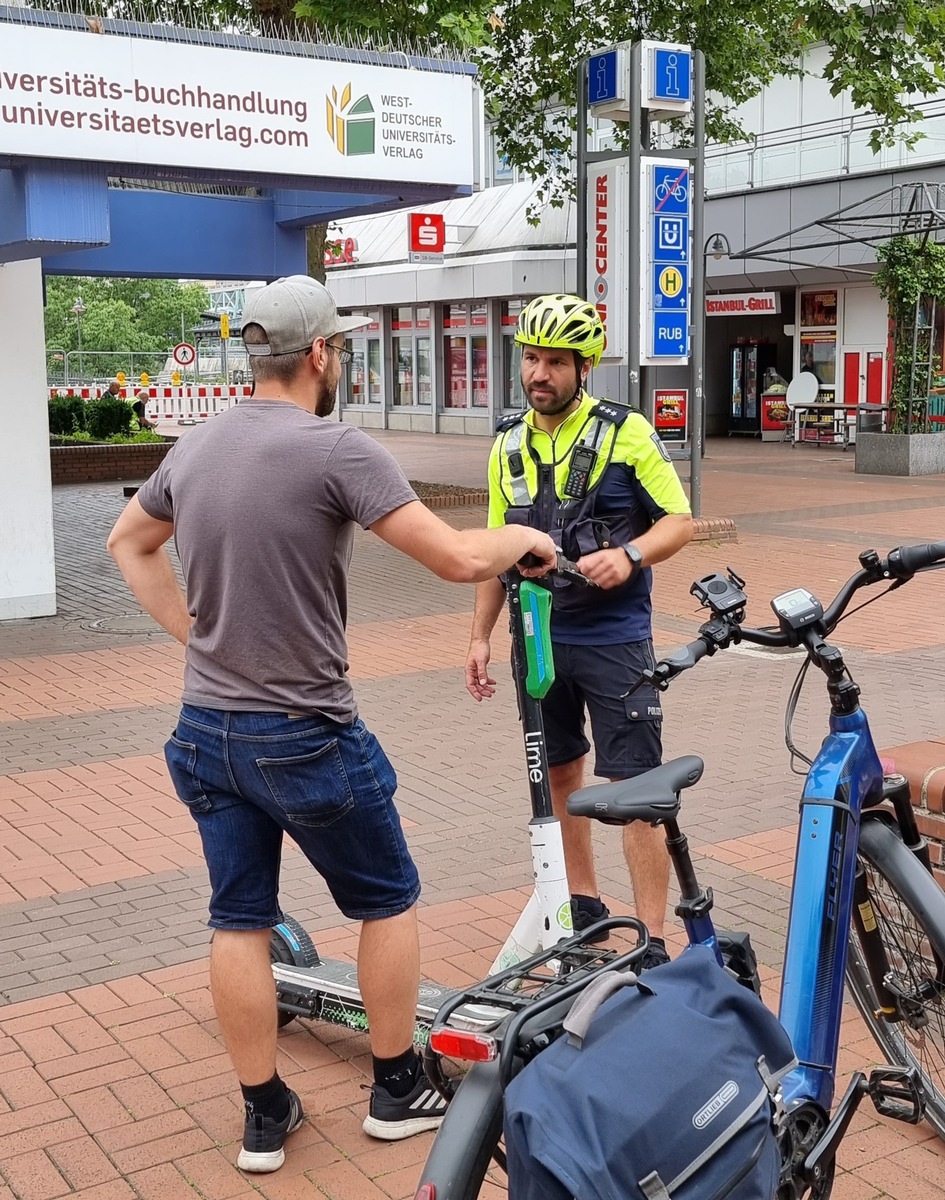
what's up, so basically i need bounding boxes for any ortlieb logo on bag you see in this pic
[692,1081,739,1130]
[503,945,797,1200]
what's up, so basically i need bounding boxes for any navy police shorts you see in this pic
[540,640,662,779]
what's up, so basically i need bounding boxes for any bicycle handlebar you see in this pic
[642,540,945,692]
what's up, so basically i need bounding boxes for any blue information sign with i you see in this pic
[652,48,692,105]
[587,50,619,106]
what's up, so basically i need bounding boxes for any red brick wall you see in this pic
[50,443,173,485]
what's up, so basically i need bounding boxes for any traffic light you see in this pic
[116,371,127,386]
[171,371,182,386]
[140,372,150,387]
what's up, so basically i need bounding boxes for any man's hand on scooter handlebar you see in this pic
[516,548,599,586]
[516,533,558,578]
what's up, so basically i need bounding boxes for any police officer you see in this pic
[465,295,693,966]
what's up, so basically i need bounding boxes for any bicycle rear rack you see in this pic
[424,917,648,1092]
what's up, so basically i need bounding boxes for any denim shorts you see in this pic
[540,640,662,779]
[164,705,420,929]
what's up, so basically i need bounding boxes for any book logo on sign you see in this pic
[326,83,375,156]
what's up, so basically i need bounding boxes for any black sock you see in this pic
[240,1072,290,1121]
[374,1046,422,1098]
[649,937,666,951]
[572,893,606,916]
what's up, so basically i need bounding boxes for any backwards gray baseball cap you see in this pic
[240,275,371,356]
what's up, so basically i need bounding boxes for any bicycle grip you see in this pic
[888,540,945,577]
[518,553,543,568]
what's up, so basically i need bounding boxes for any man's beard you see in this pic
[315,380,337,418]
[526,381,580,416]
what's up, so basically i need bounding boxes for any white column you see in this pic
[0,259,56,619]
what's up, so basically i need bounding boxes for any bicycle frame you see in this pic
[777,706,883,1113]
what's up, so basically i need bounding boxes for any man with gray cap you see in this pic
[107,275,556,1172]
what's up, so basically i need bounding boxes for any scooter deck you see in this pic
[273,960,503,1032]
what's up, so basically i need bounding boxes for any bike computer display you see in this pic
[771,587,824,632]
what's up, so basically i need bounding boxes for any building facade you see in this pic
[328,48,945,439]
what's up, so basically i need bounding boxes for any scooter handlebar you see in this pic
[516,551,598,587]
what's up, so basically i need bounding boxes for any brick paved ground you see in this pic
[1,435,945,1199]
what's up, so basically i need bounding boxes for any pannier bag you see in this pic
[503,946,797,1200]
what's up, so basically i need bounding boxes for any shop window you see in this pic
[445,336,469,407]
[392,336,414,406]
[472,336,489,407]
[799,333,837,387]
[799,291,838,400]
[345,339,382,404]
[442,303,491,410]
[500,298,531,410]
[391,306,432,407]
[344,312,381,405]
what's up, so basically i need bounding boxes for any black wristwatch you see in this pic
[623,544,643,576]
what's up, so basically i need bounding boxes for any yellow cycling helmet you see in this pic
[514,294,606,367]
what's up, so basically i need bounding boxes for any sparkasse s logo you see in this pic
[326,83,375,155]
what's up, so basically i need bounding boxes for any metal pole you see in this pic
[689,50,706,518]
[628,41,643,411]
[221,334,229,384]
[576,59,588,300]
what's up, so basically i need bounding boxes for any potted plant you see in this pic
[856,235,945,476]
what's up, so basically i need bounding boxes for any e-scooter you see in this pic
[269,556,600,1040]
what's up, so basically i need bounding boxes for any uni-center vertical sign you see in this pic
[641,155,691,365]
[586,157,629,363]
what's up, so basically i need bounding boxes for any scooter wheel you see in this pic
[270,916,321,1028]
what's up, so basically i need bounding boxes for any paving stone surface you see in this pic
[0,435,944,1198]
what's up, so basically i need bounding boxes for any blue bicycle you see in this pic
[415,541,945,1200]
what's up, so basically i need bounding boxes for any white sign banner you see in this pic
[705,292,781,316]
[0,24,475,187]
[587,158,629,364]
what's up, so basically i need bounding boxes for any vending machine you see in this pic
[729,342,779,436]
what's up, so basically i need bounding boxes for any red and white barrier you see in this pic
[49,384,253,423]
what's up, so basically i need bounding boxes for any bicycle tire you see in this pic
[415,1059,505,1200]
[846,816,945,1140]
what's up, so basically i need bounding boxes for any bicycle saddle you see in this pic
[567,755,705,825]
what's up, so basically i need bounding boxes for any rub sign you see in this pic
[586,158,629,363]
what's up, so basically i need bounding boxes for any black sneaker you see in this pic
[237,1088,304,1173]
[363,1070,449,1141]
[638,940,671,971]
[571,897,612,944]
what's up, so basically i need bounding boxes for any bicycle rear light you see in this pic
[414,1186,435,1200]
[429,1028,498,1062]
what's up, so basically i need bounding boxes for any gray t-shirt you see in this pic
[136,401,417,722]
